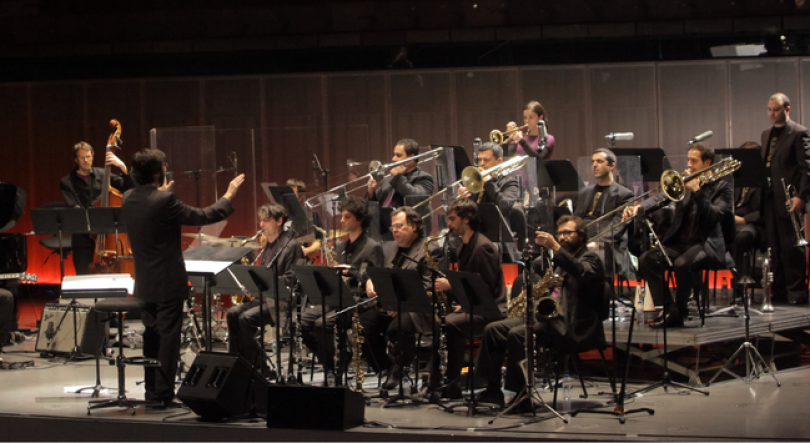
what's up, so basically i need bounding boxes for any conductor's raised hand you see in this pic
[224,174,246,201]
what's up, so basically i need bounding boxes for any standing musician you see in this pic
[122,149,245,407]
[623,144,732,328]
[360,206,433,389]
[300,196,384,372]
[475,216,605,407]
[732,142,763,301]
[367,138,434,208]
[505,101,556,159]
[760,93,810,305]
[226,204,303,369]
[285,178,323,258]
[433,198,505,398]
[60,141,134,275]
[574,148,635,281]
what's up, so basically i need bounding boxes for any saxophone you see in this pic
[312,225,339,266]
[423,233,452,317]
[507,253,563,319]
[351,310,365,392]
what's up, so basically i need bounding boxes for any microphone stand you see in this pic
[312,153,330,195]
[264,231,295,383]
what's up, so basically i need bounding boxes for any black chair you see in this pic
[87,297,161,415]
[37,202,73,261]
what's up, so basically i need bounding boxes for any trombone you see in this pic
[586,157,741,242]
[305,146,444,209]
[417,154,530,220]
[490,125,529,144]
[782,178,808,248]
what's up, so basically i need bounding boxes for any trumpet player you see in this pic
[505,101,556,159]
[367,139,434,208]
[474,216,605,408]
[226,204,303,369]
[760,93,810,305]
[623,144,733,328]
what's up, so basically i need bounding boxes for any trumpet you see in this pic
[781,178,808,248]
[490,125,529,145]
[305,146,444,209]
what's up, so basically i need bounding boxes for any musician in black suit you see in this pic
[367,138,434,209]
[122,149,245,406]
[300,196,384,372]
[624,144,732,328]
[60,142,134,275]
[574,148,635,280]
[760,93,810,305]
[360,206,433,388]
[226,203,303,368]
[433,198,505,398]
[475,215,605,406]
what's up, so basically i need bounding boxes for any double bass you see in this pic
[90,119,135,276]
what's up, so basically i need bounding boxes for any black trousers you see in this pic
[764,198,808,303]
[358,309,425,374]
[300,304,340,371]
[226,298,285,367]
[444,311,501,387]
[141,299,184,402]
[72,234,94,276]
[637,243,710,317]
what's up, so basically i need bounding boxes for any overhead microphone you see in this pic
[604,132,634,142]
[689,130,713,145]
[473,137,482,164]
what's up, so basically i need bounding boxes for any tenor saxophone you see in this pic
[506,254,563,318]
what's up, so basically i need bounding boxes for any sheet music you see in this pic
[185,260,234,275]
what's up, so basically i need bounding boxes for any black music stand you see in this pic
[367,267,433,408]
[715,149,767,188]
[611,148,671,183]
[292,265,355,387]
[31,208,88,280]
[184,247,252,352]
[441,270,502,416]
[430,145,472,182]
[536,160,584,194]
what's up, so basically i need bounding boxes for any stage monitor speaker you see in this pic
[177,352,268,421]
[35,304,106,355]
[266,386,365,430]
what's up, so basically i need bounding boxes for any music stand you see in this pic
[611,148,671,183]
[367,267,433,408]
[430,145,472,181]
[86,207,130,273]
[441,270,502,416]
[184,246,252,352]
[536,160,584,193]
[31,208,88,280]
[292,265,355,386]
[715,149,767,188]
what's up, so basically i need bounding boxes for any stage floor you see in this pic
[1,331,809,442]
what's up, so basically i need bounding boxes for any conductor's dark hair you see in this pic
[393,206,424,237]
[339,196,372,229]
[689,143,715,164]
[258,203,288,225]
[396,138,420,157]
[131,149,166,185]
[448,198,480,231]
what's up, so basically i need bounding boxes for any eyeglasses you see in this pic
[558,230,577,237]
[391,223,407,231]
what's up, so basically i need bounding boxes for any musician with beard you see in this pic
[474,215,605,407]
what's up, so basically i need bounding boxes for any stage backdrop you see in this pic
[1,57,808,283]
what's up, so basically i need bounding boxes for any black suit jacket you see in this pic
[335,232,384,295]
[641,179,732,266]
[122,185,234,303]
[760,120,810,218]
[734,186,761,224]
[61,167,134,208]
[259,230,305,295]
[574,181,635,276]
[379,237,435,331]
[470,175,521,214]
[369,167,434,208]
[454,231,506,306]
[534,247,605,350]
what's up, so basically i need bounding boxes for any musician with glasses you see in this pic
[60,141,134,275]
[367,139,434,209]
[760,93,810,305]
[623,144,732,328]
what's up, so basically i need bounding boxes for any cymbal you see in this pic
[182,232,229,242]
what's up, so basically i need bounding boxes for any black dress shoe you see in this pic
[475,389,504,407]
[383,365,403,390]
[650,313,684,329]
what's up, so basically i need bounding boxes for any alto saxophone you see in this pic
[351,310,365,392]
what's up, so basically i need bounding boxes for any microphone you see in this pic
[604,132,634,143]
[538,120,548,148]
[312,153,323,172]
[473,137,482,165]
[689,130,713,145]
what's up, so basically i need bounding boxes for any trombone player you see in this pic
[760,93,810,305]
[622,144,733,328]
[367,139,434,208]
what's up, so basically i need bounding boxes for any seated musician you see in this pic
[60,141,134,275]
[623,143,733,328]
[300,196,383,372]
[475,215,605,407]
[226,203,303,368]
[0,282,15,347]
[731,142,762,301]
[286,178,323,258]
[458,142,522,262]
[367,138,434,208]
[573,148,635,281]
[360,206,433,389]
[433,198,506,398]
